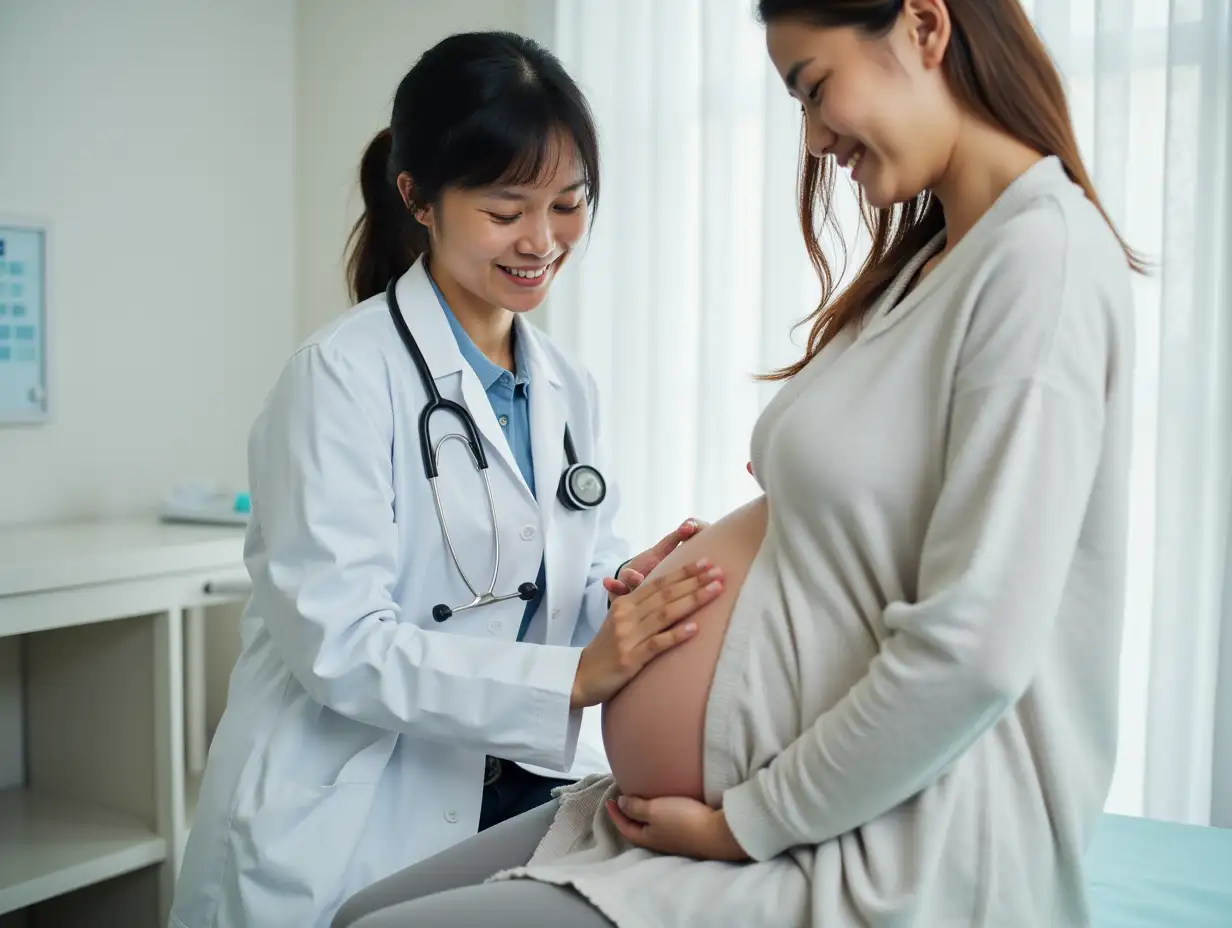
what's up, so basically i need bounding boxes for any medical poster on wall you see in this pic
[0,221,48,425]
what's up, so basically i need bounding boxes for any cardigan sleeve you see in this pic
[722,215,1120,859]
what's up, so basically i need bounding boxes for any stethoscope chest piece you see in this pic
[557,420,605,511]
[558,462,606,510]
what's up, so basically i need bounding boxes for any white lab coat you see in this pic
[169,259,628,928]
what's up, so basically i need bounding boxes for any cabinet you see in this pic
[0,520,247,926]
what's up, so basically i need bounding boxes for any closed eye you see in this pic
[796,78,825,114]
[487,203,584,223]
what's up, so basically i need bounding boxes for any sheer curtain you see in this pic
[1021,0,1232,826]
[547,0,1232,825]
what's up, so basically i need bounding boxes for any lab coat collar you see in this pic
[514,313,564,390]
[427,269,532,393]
[391,258,465,380]
[391,259,528,501]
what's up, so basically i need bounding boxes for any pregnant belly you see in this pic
[601,495,768,804]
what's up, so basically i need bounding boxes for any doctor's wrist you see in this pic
[570,665,589,710]
[570,644,604,710]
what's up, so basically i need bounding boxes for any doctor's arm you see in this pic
[250,343,587,771]
[720,248,1116,860]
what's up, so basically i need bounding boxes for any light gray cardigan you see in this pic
[491,157,1135,927]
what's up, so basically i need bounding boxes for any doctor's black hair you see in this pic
[345,31,601,304]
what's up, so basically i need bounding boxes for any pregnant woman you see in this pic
[333,1,1138,925]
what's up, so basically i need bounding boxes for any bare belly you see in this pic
[601,495,768,803]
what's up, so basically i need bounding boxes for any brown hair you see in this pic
[756,0,1146,381]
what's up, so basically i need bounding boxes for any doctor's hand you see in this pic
[602,518,708,601]
[572,558,724,709]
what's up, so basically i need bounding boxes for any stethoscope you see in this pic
[385,277,607,623]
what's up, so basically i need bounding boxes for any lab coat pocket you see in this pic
[332,729,398,785]
[264,697,399,789]
[236,777,382,921]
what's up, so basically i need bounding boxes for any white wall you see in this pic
[0,0,558,519]
[0,0,297,528]
[294,0,556,338]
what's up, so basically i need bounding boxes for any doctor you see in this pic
[170,30,722,928]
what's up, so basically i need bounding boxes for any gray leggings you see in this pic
[331,800,614,928]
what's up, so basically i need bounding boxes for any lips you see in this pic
[836,144,866,170]
[497,256,563,289]
[498,264,548,280]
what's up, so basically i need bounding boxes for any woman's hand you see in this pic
[605,796,749,862]
[572,559,723,708]
[603,518,708,600]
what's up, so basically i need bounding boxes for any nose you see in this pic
[517,214,555,259]
[804,113,838,160]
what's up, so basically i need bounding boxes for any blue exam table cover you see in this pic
[1087,813,1232,926]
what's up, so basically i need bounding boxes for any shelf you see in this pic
[0,788,166,915]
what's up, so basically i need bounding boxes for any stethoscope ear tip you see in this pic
[432,603,453,622]
[517,582,539,601]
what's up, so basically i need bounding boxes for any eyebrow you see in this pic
[784,58,814,93]
[488,180,586,201]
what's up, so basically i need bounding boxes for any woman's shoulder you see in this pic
[253,294,404,440]
[293,291,398,366]
[946,181,1135,394]
[260,289,408,405]
[974,172,1132,298]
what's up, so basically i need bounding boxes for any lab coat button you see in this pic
[445,810,458,824]
[520,525,536,541]
[488,620,503,634]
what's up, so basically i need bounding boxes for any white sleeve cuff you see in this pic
[528,646,585,772]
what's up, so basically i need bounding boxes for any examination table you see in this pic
[1087,813,1232,926]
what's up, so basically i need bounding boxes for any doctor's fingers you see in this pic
[624,557,716,605]
[617,566,646,590]
[627,563,725,634]
[650,518,706,557]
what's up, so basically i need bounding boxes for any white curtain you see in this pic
[1020,0,1232,827]
[547,0,1232,826]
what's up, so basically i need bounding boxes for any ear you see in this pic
[903,0,951,70]
[396,172,432,226]
[395,172,415,209]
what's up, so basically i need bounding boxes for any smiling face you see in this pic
[406,135,589,316]
[765,3,960,208]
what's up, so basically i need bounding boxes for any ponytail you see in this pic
[344,128,428,304]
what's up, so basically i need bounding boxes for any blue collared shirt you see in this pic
[428,273,545,641]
